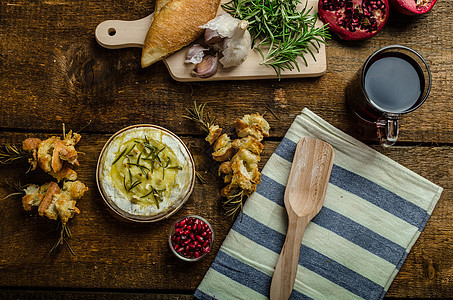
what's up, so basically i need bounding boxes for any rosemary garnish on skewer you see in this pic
[222,0,331,78]
[0,144,31,167]
[183,101,216,133]
[223,190,245,221]
[49,221,75,257]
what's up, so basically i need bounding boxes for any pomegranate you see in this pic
[389,0,437,15]
[318,0,390,41]
[169,216,213,260]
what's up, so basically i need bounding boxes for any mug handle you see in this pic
[376,117,399,147]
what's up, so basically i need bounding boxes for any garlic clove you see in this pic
[204,28,224,44]
[192,55,218,78]
[185,44,210,64]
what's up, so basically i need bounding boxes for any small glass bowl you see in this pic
[168,215,214,262]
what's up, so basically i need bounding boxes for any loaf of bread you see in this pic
[141,0,220,68]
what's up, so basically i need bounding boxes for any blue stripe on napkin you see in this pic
[255,174,285,205]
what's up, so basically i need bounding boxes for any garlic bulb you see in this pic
[200,14,241,39]
[219,20,251,68]
[200,14,251,68]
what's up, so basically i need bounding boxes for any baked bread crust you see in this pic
[141,0,220,67]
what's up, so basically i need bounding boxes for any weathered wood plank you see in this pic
[0,1,452,144]
[0,290,193,300]
[0,132,451,297]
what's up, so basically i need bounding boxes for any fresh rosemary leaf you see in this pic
[125,144,136,156]
[167,166,183,170]
[127,162,150,172]
[141,190,154,198]
[113,146,128,165]
[128,180,141,192]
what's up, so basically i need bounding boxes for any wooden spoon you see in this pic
[270,137,334,300]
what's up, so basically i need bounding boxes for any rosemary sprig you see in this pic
[222,0,331,78]
[2,179,29,200]
[0,144,30,166]
[183,101,216,133]
[49,221,75,257]
[222,190,245,221]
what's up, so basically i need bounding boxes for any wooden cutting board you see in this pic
[95,0,326,81]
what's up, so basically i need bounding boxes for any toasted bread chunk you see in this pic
[37,137,58,173]
[50,166,77,182]
[141,0,220,67]
[205,125,222,145]
[38,182,60,217]
[62,180,88,199]
[22,183,51,211]
[54,194,80,225]
[235,113,270,137]
[22,184,41,211]
[52,140,65,173]
[213,133,230,151]
[218,161,232,175]
[23,138,41,170]
[22,138,41,151]
[212,133,235,162]
[231,148,260,166]
[237,125,264,141]
[231,136,264,155]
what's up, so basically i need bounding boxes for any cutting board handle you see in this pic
[95,14,153,49]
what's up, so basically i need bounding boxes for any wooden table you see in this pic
[0,0,452,298]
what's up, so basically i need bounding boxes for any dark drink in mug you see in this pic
[347,45,431,147]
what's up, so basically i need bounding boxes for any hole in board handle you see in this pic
[108,28,116,36]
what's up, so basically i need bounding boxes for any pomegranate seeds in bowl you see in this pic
[169,215,214,262]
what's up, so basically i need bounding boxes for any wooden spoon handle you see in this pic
[95,14,153,49]
[270,215,310,300]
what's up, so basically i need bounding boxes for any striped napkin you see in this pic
[194,108,443,300]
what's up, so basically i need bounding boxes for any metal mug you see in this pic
[347,45,431,147]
